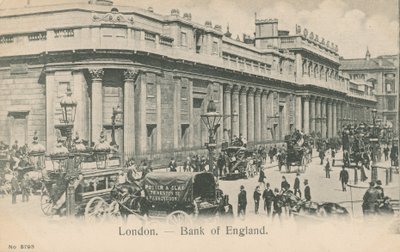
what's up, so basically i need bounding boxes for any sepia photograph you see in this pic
[0,0,399,251]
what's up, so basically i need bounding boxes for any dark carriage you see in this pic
[281,190,349,218]
[39,150,123,218]
[284,132,311,173]
[221,146,254,180]
[107,172,233,224]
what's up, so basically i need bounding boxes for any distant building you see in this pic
[340,50,398,133]
[0,0,377,162]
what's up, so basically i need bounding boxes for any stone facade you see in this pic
[0,1,377,161]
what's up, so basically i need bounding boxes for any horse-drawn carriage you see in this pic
[280,190,349,218]
[39,147,123,218]
[86,172,233,224]
[221,146,254,180]
[342,124,375,168]
[284,131,312,173]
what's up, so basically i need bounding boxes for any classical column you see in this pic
[123,69,137,160]
[89,68,104,143]
[188,79,194,147]
[303,96,310,134]
[138,72,147,154]
[310,96,316,134]
[156,76,162,152]
[321,98,327,138]
[173,77,181,149]
[295,95,302,130]
[337,101,342,131]
[239,86,247,139]
[261,90,268,142]
[332,100,337,137]
[254,89,261,142]
[231,85,240,137]
[247,87,255,143]
[72,70,87,142]
[315,97,321,136]
[327,100,333,138]
[46,71,56,152]
[223,84,232,141]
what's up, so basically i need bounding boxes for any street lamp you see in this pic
[110,105,123,147]
[58,84,77,150]
[201,100,223,177]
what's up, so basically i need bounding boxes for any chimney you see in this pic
[205,21,213,28]
[365,46,371,61]
[255,19,278,38]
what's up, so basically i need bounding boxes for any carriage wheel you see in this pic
[317,207,327,218]
[108,201,121,219]
[84,197,109,222]
[166,211,192,225]
[40,191,54,216]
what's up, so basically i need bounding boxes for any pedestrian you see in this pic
[294,173,301,198]
[325,159,330,178]
[11,172,20,204]
[183,156,191,172]
[217,152,225,177]
[375,180,384,199]
[237,185,247,218]
[281,176,290,192]
[319,150,325,165]
[272,188,282,220]
[262,183,274,216]
[362,182,380,215]
[253,186,261,214]
[268,147,274,164]
[383,146,389,161]
[169,157,177,172]
[258,166,266,187]
[339,166,349,192]
[21,173,31,202]
[331,148,336,167]
[304,179,311,202]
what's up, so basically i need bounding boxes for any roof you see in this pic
[340,57,396,70]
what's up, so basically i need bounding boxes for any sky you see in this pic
[0,0,398,58]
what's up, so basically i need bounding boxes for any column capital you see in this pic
[254,88,262,97]
[240,86,248,94]
[123,69,139,81]
[247,87,255,95]
[302,95,311,101]
[232,85,240,94]
[88,68,104,80]
[223,84,232,93]
[262,89,270,96]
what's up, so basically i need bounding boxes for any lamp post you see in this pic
[110,105,123,147]
[201,100,222,177]
[201,100,237,178]
[56,84,78,217]
[58,84,77,150]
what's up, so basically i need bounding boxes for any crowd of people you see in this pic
[236,171,312,220]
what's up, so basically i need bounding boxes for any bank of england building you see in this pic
[0,0,394,163]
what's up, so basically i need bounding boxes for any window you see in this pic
[385,74,395,94]
[193,98,203,109]
[147,83,156,98]
[212,41,218,54]
[181,86,188,100]
[387,97,396,110]
[181,32,187,47]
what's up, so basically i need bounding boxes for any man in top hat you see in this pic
[375,180,384,199]
[304,179,311,202]
[339,166,349,192]
[237,185,247,218]
[294,173,301,198]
